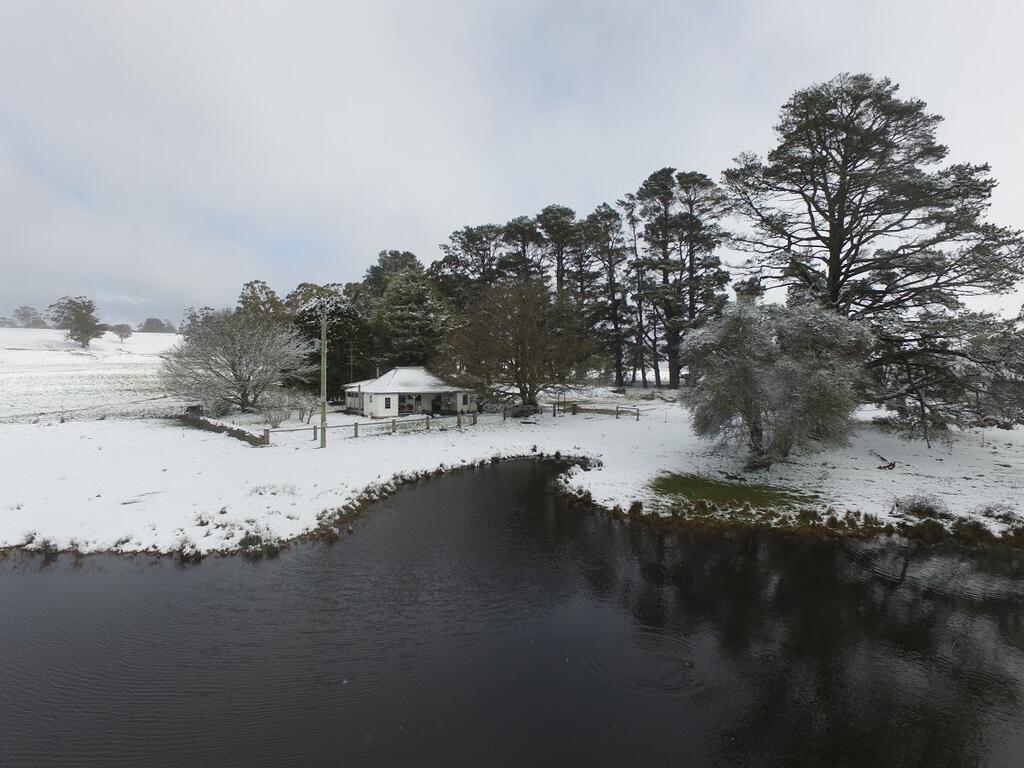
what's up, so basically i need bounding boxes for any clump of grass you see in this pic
[951,519,996,546]
[652,473,817,510]
[796,508,821,526]
[902,518,948,545]
[893,493,953,521]
[175,537,204,564]
[238,531,282,559]
[37,538,59,565]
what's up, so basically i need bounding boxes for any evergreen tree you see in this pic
[292,284,379,392]
[373,265,451,367]
[674,171,731,360]
[637,168,682,386]
[13,306,49,328]
[536,204,578,296]
[137,317,174,333]
[724,73,1024,431]
[499,216,546,280]
[617,192,653,387]
[47,296,105,348]
[583,203,631,386]
[430,224,504,310]
[237,279,287,319]
[364,250,420,297]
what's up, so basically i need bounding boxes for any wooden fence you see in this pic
[264,412,479,446]
[555,401,640,420]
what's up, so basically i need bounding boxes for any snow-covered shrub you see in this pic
[259,389,293,428]
[681,300,870,467]
[893,493,952,520]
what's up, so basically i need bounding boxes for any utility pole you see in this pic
[320,305,328,448]
[348,341,355,384]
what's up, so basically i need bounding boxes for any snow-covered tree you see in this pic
[682,300,871,467]
[13,306,48,328]
[161,310,315,412]
[109,324,133,342]
[137,317,175,333]
[47,296,105,348]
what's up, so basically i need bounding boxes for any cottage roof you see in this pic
[344,367,466,394]
[343,378,376,390]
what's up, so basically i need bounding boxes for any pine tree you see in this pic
[724,73,1024,431]
[373,265,451,367]
[536,204,578,297]
[499,216,547,280]
[430,224,504,310]
[582,203,631,386]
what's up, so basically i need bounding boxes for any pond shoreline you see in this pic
[4,454,1022,565]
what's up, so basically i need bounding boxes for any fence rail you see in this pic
[555,401,640,420]
[264,412,479,446]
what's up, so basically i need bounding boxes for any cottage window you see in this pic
[385,397,392,409]
[462,394,468,406]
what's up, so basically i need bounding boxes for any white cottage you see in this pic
[343,367,475,418]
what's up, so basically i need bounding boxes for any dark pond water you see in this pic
[2,460,1024,767]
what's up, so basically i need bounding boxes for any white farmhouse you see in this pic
[343,367,476,418]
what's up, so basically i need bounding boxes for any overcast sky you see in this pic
[2,0,1022,323]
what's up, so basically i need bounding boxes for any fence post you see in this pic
[635,407,639,421]
[313,425,318,441]
[572,403,578,416]
[615,405,620,419]
[354,422,359,438]
[392,419,397,434]
[458,413,462,428]
[426,416,431,431]
[552,403,556,417]
[263,429,271,446]
[503,407,507,421]
[473,412,478,426]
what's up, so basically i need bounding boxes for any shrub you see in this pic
[893,493,952,520]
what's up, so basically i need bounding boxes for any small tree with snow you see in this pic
[160,310,315,412]
[13,306,48,328]
[47,296,106,348]
[110,324,134,342]
[681,299,870,467]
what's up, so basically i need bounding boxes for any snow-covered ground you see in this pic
[0,327,181,421]
[0,331,1021,554]
[1,405,1022,554]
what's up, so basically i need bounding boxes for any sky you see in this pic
[2,0,1023,324]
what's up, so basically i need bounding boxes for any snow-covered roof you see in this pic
[344,367,467,394]
[344,378,376,390]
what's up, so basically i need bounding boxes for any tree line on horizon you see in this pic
[0,304,177,337]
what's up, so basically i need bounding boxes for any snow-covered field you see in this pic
[0,328,1021,554]
[1,406,1022,554]
[0,327,180,421]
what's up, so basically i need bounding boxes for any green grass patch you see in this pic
[652,472,818,510]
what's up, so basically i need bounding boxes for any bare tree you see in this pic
[161,310,315,412]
